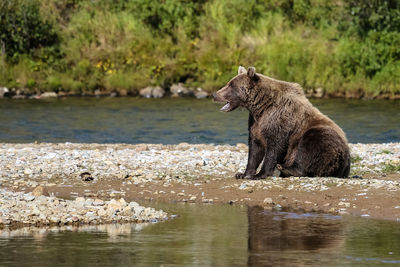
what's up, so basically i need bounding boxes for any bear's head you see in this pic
[213,66,259,112]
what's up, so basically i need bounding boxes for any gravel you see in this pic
[0,142,399,226]
[0,188,168,226]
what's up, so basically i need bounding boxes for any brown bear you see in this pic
[213,66,350,179]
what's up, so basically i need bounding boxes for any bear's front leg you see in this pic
[236,114,265,179]
[246,146,286,180]
[235,137,264,179]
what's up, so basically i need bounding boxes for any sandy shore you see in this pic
[0,142,399,225]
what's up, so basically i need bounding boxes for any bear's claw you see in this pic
[245,174,264,180]
[276,164,283,171]
[235,172,245,179]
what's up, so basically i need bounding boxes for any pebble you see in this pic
[1,143,398,188]
[93,199,105,206]
[263,198,273,204]
[0,188,168,226]
[0,142,398,226]
[338,202,351,208]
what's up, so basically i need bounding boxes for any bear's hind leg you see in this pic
[295,127,350,177]
[277,164,303,177]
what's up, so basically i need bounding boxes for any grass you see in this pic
[382,163,400,173]
[351,155,363,164]
[378,150,392,155]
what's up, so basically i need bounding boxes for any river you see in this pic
[0,98,399,144]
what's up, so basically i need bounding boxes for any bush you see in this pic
[0,0,399,96]
[0,0,58,60]
[339,0,400,37]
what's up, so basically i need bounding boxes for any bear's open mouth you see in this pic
[220,102,231,112]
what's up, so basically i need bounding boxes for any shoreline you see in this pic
[0,142,399,227]
[1,88,400,100]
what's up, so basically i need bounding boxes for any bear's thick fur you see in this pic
[213,66,350,179]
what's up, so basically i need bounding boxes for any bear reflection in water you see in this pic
[247,206,344,265]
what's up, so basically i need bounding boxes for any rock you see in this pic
[264,197,273,204]
[23,194,35,201]
[338,201,351,208]
[119,90,128,96]
[239,183,247,190]
[0,87,9,98]
[94,89,102,96]
[57,91,68,97]
[32,186,49,197]
[93,199,105,206]
[97,208,107,217]
[37,195,48,204]
[194,88,208,99]
[84,199,93,206]
[50,216,60,223]
[121,206,133,216]
[128,201,139,208]
[314,88,324,98]
[151,86,165,98]
[133,206,144,215]
[118,198,127,205]
[30,208,40,216]
[139,87,153,98]
[80,172,94,181]
[170,83,193,97]
[75,197,85,203]
[139,86,165,98]
[107,200,122,211]
[40,92,58,98]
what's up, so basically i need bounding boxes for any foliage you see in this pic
[0,0,58,60]
[0,0,399,96]
[339,0,400,37]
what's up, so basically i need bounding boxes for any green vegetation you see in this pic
[351,155,362,164]
[1,0,400,96]
[382,163,400,173]
[378,149,392,155]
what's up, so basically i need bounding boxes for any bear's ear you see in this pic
[238,66,247,75]
[247,66,259,81]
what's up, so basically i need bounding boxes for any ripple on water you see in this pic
[0,98,398,144]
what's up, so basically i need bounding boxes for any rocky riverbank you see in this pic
[0,188,168,227]
[0,142,399,225]
[1,85,400,100]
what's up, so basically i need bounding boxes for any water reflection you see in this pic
[0,204,400,266]
[247,206,344,266]
[0,223,149,241]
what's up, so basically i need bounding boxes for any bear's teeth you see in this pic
[220,102,231,111]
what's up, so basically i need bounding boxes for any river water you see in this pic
[1,204,400,266]
[1,98,399,266]
[0,98,399,144]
